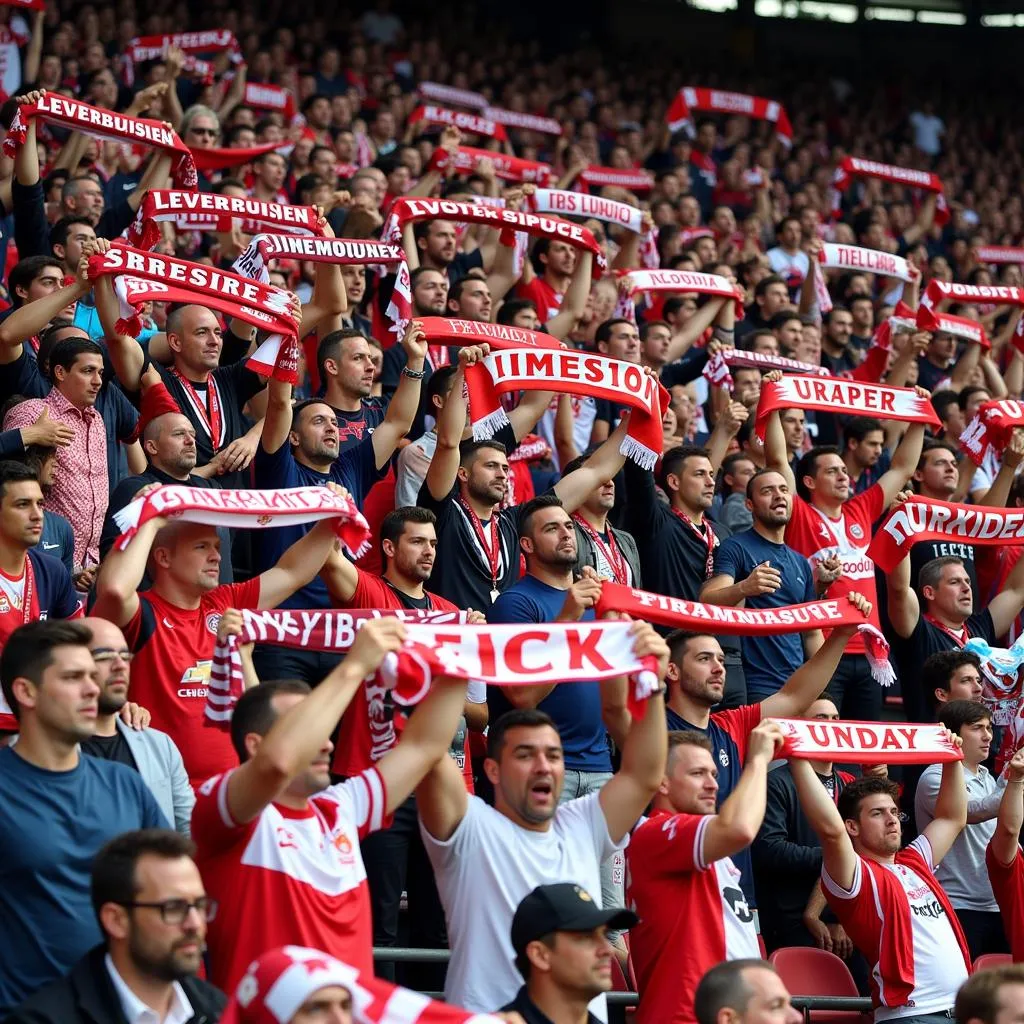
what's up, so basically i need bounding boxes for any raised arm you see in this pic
[319,540,359,606]
[664,296,728,366]
[371,320,426,469]
[546,250,593,342]
[761,594,869,719]
[92,512,165,626]
[987,539,1024,637]
[423,356,469,501]
[706,399,748,476]
[876,415,927,507]
[920,735,967,865]
[790,756,857,891]
[762,376,798,492]
[989,749,1024,866]
[0,275,90,365]
[507,386,556,442]
[553,413,630,512]
[260,376,293,456]
[977,431,1024,508]
[886,540,921,639]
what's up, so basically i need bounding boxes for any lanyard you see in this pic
[923,613,969,647]
[573,514,629,584]
[672,508,715,579]
[458,497,501,600]
[172,370,223,447]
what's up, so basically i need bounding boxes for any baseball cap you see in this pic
[511,883,639,955]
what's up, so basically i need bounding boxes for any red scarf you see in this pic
[832,157,949,225]
[779,719,961,765]
[417,81,487,109]
[703,348,831,391]
[922,279,1024,310]
[418,316,563,352]
[124,30,239,85]
[868,496,1024,572]
[244,82,296,120]
[408,104,508,142]
[577,165,654,192]
[383,197,606,275]
[0,0,43,10]
[755,374,939,440]
[3,92,196,188]
[189,140,289,173]
[960,399,1024,466]
[818,243,915,281]
[426,144,553,185]
[464,349,668,469]
[483,106,562,135]
[113,484,370,556]
[615,269,744,320]
[667,87,793,147]
[917,305,990,350]
[975,246,1024,265]
[128,189,323,249]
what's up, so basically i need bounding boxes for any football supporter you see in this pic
[502,883,638,1024]
[693,960,803,1024]
[79,617,194,836]
[762,376,928,721]
[915,700,1008,958]
[920,651,985,706]
[985,747,1024,963]
[519,238,577,322]
[5,829,225,1024]
[193,615,473,993]
[791,739,971,1022]
[417,620,670,1016]
[92,483,354,786]
[955,964,1024,1024]
[316,328,390,451]
[626,722,785,1024]
[0,621,167,1013]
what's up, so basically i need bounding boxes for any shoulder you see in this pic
[182,976,227,1016]
[206,577,261,612]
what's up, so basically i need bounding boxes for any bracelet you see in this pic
[402,366,427,380]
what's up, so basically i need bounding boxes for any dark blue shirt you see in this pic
[488,574,611,772]
[35,510,75,575]
[0,747,167,1012]
[713,529,815,700]
[252,435,384,608]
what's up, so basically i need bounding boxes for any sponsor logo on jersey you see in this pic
[177,660,212,698]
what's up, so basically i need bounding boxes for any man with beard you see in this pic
[842,418,890,496]
[701,469,829,702]
[0,621,167,1012]
[791,737,970,1022]
[316,328,391,452]
[79,617,193,835]
[518,239,577,323]
[5,829,224,1024]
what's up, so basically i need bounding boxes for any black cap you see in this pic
[511,883,640,955]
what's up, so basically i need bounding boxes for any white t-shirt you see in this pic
[420,791,624,1019]
[395,431,437,508]
[909,113,945,157]
[537,395,598,471]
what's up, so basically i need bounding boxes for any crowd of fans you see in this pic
[3,1,1024,1023]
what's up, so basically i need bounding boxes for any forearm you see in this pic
[934,760,968,827]
[261,379,294,456]
[699,578,748,607]
[966,784,1006,824]
[618,692,667,792]
[717,755,770,843]
[0,281,89,347]
[553,417,627,510]
[767,629,853,718]
[790,757,846,839]
[374,369,421,467]
[888,423,926,480]
[978,462,1017,508]
[993,779,1024,862]
[665,299,723,364]
[397,678,469,761]
[129,152,173,212]
[94,519,161,612]
[949,342,982,391]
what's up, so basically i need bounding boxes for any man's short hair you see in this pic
[769,310,802,331]
[794,446,842,501]
[487,708,558,761]
[380,506,436,565]
[667,730,713,759]
[519,494,564,540]
[0,619,92,722]
[955,963,1024,1024]
[594,318,634,347]
[230,680,312,762]
[921,650,982,698]
[959,385,990,413]
[663,295,696,320]
[665,629,716,667]
[640,320,670,341]
[843,418,883,447]
[937,699,991,735]
[0,458,38,502]
[657,445,709,495]
[8,255,64,308]
[426,365,459,408]
[917,438,958,471]
[91,829,197,932]
[458,438,507,466]
[47,337,103,385]
[316,327,365,385]
[495,298,537,326]
[49,214,94,252]
[694,960,778,1024]
[918,555,965,594]
[931,390,960,423]
[837,776,900,823]
[754,274,786,300]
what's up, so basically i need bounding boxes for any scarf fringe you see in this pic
[471,407,512,440]
[618,434,659,471]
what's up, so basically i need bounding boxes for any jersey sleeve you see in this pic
[822,853,864,900]
[712,537,745,581]
[986,843,1024,924]
[852,483,885,527]
[321,767,391,839]
[556,789,626,862]
[711,703,762,762]
[335,435,387,507]
[191,769,258,856]
[632,813,711,876]
[348,568,392,608]
[209,577,262,613]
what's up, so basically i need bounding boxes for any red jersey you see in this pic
[123,578,261,786]
[516,276,562,322]
[986,843,1024,962]
[332,568,460,778]
[784,485,885,654]
[192,766,389,992]
[627,811,759,1023]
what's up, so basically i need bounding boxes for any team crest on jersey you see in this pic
[0,594,10,613]
[206,613,222,636]
[849,523,864,539]
[332,829,355,865]
[718,749,730,767]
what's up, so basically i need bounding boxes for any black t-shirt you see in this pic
[891,609,996,721]
[916,356,950,393]
[909,539,978,605]
[330,399,389,454]
[81,730,138,768]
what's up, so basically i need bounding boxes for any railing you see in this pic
[372,947,875,1018]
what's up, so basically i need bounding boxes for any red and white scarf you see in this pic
[528,188,645,233]
[577,165,654,192]
[703,348,831,391]
[832,157,949,225]
[755,374,939,440]
[0,0,43,10]
[417,81,487,110]
[426,144,553,185]
[128,190,323,250]
[614,269,744,320]
[125,29,239,84]
[113,484,371,555]
[244,83,296,121]
[464,350,669,469]
[483,106,561,135]
[917,305,990,350]
[959,399,1024,466]
[818,243,914,281]
[868,496,1024,572]
[975,246,1024,265]
[666,87,793,148]
[188,140,291,174]
[408,104,508,142]
[777,719,961,765]
[595,582,894,685]
[921,279,1024,310]
[86,243,298,377]
[418,316,564,352]
[222,945,503,1024]
[3,92,197,188]
[383,197,607,274]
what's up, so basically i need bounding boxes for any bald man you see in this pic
[78,617,194,834]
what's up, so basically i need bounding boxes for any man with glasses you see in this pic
[80,617,194,835]
[5,829,226,1023]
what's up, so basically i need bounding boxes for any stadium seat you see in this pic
[769,947,867,1024]
[973,953,1013,973]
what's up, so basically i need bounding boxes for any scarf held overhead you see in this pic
[528,188,645,233]
[417,316,564,351]
[113,485,371,556]
[818,243,915,282]
[426,144,553,185]
[832,157,949,225]
[868,496,1024,572]
[917,305,990,349]
[464,350,668,469]
[666,87,793,147]
[483,106,562,135]
[755,375,939,440]
[960,399,1024,465]
[616,269,744,319]
[777,719,962,765]
[408,104,508,142]
[188,140,290,173]
[2,92,197,188]
[703,348,831,391]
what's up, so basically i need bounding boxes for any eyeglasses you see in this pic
[90,649,133,664]
[121,897,218,924]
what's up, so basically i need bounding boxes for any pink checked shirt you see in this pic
[4,389,108,568]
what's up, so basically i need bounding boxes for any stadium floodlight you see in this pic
[916,8,966,21]
[865,6,916,19]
